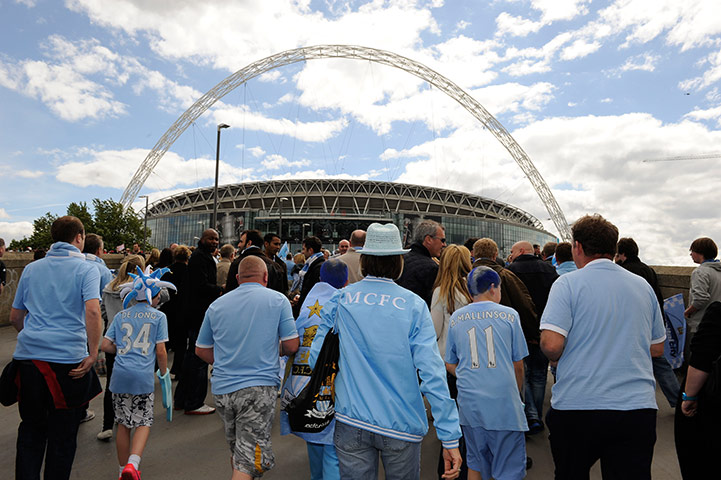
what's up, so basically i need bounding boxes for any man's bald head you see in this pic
[237,255,268,286]
[510,241,533,262]
[349,230,366,247]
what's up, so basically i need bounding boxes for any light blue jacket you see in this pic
[310,276,461,448]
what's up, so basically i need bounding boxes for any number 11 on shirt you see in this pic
[467,326,496,369]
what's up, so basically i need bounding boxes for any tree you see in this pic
[92,198,146,251]
[66,201,95,233]
[12,199,147,252]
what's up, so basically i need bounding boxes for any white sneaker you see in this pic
[185,404,216,415]
[80,410,96,423]
[96,429,113,441]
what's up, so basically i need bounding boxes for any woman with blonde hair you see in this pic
[97,255,146,441]
[146,248,161,270]
[431,245,473,359]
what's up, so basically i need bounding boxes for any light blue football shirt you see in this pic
[106,302,169,394]
[196,282,298,395]
[540,258,666,411]
[86,253,113,297]
[13,242,101,363]
[280,281,338,444]
[445,301,528,431]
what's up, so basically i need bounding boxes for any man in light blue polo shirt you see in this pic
[83,233,113,296]
[10,215,103,480]
[195,255,299,479]
[540,214,666,480]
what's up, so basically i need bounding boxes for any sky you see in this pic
[1,0,720,265]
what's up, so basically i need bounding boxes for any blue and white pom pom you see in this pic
[119,266,177,308]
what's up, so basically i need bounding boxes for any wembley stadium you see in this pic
[144,178,557,256]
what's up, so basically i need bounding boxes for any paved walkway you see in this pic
[0,325,682,479]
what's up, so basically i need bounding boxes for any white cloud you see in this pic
[390,113,721,265]
[560,39,600,60]
[0,209,10,219]
[261,154,311,170]
[455,20,470,31]
[54,148,254,189]
[211,104,349,142]
[247,146,266,157]
[15,0,37,7]
[684,106,721,126]
[495,12,543,37]
[67,0,439,72]
[679,49,721,91]
[620,52,660,72]
[0,164,45,179]
[0,221,34,244]
[258,70,285,83]
[601,97,613,103]
[531,0,591,22]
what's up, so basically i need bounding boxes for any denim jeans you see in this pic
[524,343,549,423]
[652,356,680,408]
[334,422,422,480]
[307,442,340,480]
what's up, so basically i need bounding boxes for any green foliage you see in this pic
[17,199,149,252]
[92,199,147,251]
[66,201,95,233]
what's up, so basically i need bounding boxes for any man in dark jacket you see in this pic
[508,240,559,434]
[396,220,445,308]
[616,237,680,407]
[174,228,221,415]
[472,238,538,342]
[292,236,325,318]
[225,230,287,294]
[264,233,288,294]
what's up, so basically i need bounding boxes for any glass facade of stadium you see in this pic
[145,179,557,258]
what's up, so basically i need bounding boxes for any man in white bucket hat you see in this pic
[309,223,462,480]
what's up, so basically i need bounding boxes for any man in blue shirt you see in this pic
[10,215,103,480]
[196,255,299,479]
[445,266,529,480]
[540,214,666,480]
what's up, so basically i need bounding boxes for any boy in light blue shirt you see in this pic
[101,267,175,480]
[445,266,529,480]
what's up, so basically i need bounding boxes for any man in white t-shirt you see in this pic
[195,256,299,479]
[540,214,666,480]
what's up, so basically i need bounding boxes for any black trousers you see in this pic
[16,361,85,480]
[546,407,656,480]
[173,329,209,411]
[674,386,720,479]
[101,352,115,431]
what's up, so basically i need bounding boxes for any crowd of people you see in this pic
[1,214,720,480]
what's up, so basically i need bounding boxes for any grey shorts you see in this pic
[215,386,277,477]
[112,392,154,428]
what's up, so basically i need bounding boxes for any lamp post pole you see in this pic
[279,197,289,240]
[302,223,310,241]
[213,123,230,231]
[139,195,149,250]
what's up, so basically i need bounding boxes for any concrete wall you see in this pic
[0,255,696,327]
[0,253,127,326]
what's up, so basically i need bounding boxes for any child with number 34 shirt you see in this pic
[101,267,176,480]
[445,266,529,480]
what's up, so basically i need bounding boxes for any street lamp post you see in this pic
[278,197,289,240]
[139,195,149,250]
[213,123,230,231]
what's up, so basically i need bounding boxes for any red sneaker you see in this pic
[121,463,141,480]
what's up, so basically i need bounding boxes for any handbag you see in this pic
[284,329,339,433]
[0,359,19,407]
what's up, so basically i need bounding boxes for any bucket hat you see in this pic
[360,223,410,256]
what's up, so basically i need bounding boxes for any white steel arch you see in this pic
[121,45,570,240]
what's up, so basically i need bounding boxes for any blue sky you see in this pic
[1,0,720,264]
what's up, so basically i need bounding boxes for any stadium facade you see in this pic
[145,179,557,256]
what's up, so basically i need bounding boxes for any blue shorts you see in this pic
[462,425,526,480]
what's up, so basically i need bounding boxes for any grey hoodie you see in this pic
[688,261,721,332]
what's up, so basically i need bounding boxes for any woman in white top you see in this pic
[431,245,473,359]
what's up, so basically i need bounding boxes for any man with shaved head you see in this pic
[338,229,366,284]
[336,239,350,256]
[507,240,559,435]
[175,228,222,415]
[196,255,299,479]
